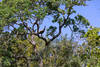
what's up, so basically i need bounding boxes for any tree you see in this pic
[0,0,90,46]
[0,0,92,67]
[83,27,100,67]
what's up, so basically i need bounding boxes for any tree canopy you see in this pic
[0,0,90,46]
[0,0,100,67]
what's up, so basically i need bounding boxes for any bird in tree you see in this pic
[38,26,46,36]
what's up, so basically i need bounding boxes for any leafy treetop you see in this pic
[0,0,90,46]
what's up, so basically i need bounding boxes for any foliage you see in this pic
[83,27,100,67]
[0,33,82,67]
[1,0,99,67]
[0,0,90,46]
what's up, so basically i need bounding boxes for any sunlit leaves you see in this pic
[84,28,100,46]
[81,27,100,67]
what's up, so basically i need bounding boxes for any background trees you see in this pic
[83,27,100,67]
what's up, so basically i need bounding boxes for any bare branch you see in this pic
[16,6,73,46]
[46,6,73,46]
[22,22,32,34]
[68,25,73,32]
[32,19,39,33]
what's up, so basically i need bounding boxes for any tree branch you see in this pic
[46,6,73,46]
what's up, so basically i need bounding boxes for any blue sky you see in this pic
[75,0,100,27]
[43,0,100,37]
[62,0,100,37]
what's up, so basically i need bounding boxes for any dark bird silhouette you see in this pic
[38,26,46,35]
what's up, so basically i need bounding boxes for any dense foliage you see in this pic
[0,0,100,67]
[0,0,90,45]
